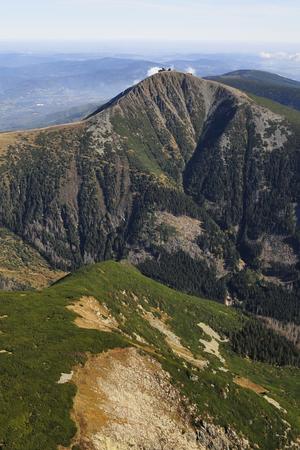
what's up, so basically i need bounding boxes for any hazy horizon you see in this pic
[1,1,300,47]
[1,0,300,132]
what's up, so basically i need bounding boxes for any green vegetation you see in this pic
[231,319,300,366]
[0,261,298,449]
[208,70,300,112]
[139,248,226,301]
[111,113,164,176]
[228,270,300,324]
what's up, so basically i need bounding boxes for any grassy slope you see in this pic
[0,261,298,449]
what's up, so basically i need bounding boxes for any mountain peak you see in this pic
[86,70,201,119]
[86,69,252,126]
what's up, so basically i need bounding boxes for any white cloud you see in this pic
[185,66,196,75]
[260,51,300,61]
[260,51,272,59]
[147,66,162,76]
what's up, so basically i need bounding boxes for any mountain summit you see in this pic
[0,71,297,280]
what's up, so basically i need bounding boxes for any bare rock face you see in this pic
[64,348,249,450]
[66,348,204,450]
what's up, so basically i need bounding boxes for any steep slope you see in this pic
[207,70,300,111]
[0,71,300,315]
[0,261,298,450]
[1,72,239,270]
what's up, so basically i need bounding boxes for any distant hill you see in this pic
[207,69,300,111]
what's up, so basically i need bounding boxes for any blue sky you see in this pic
[1,0,300,45]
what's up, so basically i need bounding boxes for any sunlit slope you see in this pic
[0,261,298,449]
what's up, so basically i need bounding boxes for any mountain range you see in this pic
[0,70,299,449]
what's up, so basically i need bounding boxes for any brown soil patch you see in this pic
[0,121,84,162]
[0,266,65,289]
[234,377,267,394]
[67,296,119,332]
[0,132,20,157]
[65,347,204,450]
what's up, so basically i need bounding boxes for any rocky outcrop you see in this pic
[63,347,250,450]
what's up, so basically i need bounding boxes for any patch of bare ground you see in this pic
[155,211,203,241]
[67,295,158,356]
[198,323,228,365]
[154,211,204,260]
[260,235,297,266]
[234,377,267,395]
[0,266,65,290]
[57,372,74,384]
[263,396,287,413]
[143,309,207,369]
[67,296,119,333]
[64,347,205,450]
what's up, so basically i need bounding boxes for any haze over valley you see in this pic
[2,48,300,131]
